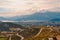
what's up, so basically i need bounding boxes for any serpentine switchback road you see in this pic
[16,33,24,40]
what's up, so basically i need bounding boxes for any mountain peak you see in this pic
[0,11,60,22]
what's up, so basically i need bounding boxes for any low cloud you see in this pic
[0,0,60,17]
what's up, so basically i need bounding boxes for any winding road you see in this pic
[16,33,24,40]
[34,28,43,37]
[34,27,53,37]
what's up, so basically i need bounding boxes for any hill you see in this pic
[0,22,23,31]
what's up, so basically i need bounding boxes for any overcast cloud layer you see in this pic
[0,0,60,17]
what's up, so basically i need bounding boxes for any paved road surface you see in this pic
[34,28,43,37]
[16,33,24,40]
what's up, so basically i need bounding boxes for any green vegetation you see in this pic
[0,38,7,40]
[0,35,8,40]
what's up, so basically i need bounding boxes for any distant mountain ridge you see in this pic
[9,11,60,22]
[0,11,60,22]
[50,18,60,22]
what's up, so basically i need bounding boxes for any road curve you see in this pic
[16,33,24,40]
[34,28,43,37]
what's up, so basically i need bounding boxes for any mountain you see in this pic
[0,17,7,20]
[0,11,60,22]
[50,18,60,22]
[9,11,60,22]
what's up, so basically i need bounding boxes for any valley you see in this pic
[0,21,60,40]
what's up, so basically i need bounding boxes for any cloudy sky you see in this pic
[0,0,60,17]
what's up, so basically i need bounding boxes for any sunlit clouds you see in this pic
[0,0,60,17]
